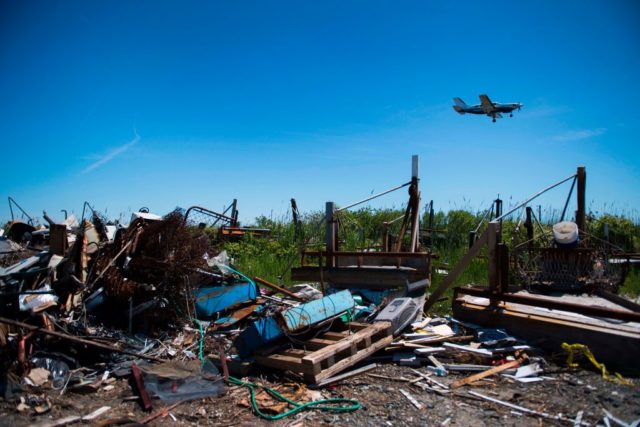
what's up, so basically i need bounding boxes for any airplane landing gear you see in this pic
[509,113,513,117]
[492,118,496,123]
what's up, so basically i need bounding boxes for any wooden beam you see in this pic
[314,363,377,387]
[424,229,488,312]
[400,388,423,409]
[451,354,526,389]
[253,277,306,302]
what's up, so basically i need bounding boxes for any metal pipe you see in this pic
[559,176,577,222]
[8,197,34,225]
[494,173,577,222]
[576,166,587,231]
[336,181,412,212]
[386,214,406,225]
[473,201,495,234]
[81,201,96,222]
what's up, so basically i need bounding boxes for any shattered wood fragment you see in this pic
[366,374,413,382]
[451,355,526,389]
[314,363,377,387]
[254,276,306,302]
[131,364,153,411]
[602,409,632,427]
[81,406,111,421]
[443,342,493,356]
[467,390,574,423]
[428,355,446,371]
[401,335,474,346]
[410,369,449,390]
[35,415,82,427]
[399,388,423,409]
[138,400,186,424]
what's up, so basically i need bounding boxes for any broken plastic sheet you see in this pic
[138,359,224,404]
[19,284,58,313]
[204,250,231,270]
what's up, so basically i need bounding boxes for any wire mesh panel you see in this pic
[513,245,626,293]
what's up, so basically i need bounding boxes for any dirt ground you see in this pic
[2,361,638,427]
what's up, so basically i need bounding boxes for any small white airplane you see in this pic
[453,94,523,122]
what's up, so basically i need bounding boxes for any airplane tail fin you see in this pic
[453,97,467,108]
[453,98,467,114]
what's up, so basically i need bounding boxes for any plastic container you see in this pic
[552,221,579,247]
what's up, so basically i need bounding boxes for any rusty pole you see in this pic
[325,202,336,268]
[576,166,586,231]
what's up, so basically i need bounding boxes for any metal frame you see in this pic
[291,156,432,289]
[8,197,34,225]
[424,165,639,331]
[183,201,239,228]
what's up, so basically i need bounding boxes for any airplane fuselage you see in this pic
[454,103,520,115]
[453,95,522,122]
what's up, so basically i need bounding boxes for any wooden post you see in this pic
[498,243,509,293]
[231,199,239,227]
[488,221,499,290]
[494,197,502,243]
[382,222,389,252]
[576,166,586,231]
[326,202,336,268]
[409,155,420,252]
[494,197,502,219]
[428,200,434,251]
[525,207,534,250]
[49,224,68,256]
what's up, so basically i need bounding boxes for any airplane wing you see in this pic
[479,94,494,113]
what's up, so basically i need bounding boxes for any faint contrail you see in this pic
[553,127,606,142]
[81,130,140,174]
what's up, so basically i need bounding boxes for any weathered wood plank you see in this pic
[302,322,391,365]
[312,335,394,382]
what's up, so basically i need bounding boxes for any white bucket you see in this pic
[552,221,579,247]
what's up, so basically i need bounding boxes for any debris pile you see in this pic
[1,166,638,426]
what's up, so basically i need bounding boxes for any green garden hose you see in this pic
[228,376,361,420]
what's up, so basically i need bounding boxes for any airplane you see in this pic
[453,94,523,122]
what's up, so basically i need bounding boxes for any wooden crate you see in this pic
[254,321,393,383]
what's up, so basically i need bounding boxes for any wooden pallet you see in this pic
[254,321,393,383]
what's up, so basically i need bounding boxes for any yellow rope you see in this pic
[561,343,633,386]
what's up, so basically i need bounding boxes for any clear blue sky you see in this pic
[1,1,639,225]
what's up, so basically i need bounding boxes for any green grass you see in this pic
[620,266,640,299]
[215,207,639,308]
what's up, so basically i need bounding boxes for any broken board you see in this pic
[452,288,640,374]
[254,321,393,384]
